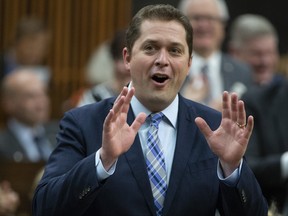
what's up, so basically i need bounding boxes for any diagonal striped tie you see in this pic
[146,112,167,216]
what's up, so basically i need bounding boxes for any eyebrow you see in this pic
[142,39,185,49]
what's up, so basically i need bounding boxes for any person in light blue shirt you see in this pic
[33,4,267,216]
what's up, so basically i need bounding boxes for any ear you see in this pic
[123,47,131,71]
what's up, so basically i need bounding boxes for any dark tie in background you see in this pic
[34,134,50,161]
[146,112,167,216]
[200,63,211,103]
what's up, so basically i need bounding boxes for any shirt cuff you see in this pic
[217,158,243,187]
[280,151,288,178]
[95,149,117,181]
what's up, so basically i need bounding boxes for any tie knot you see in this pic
[150,112,164,129]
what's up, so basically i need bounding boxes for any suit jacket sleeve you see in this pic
[32,106,107,216]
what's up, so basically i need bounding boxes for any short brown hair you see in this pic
[126,4,193,57]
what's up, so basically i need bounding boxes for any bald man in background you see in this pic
[0,68,58,162]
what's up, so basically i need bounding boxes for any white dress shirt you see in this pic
[189,51,223,102]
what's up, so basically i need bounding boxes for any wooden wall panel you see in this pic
[0,0,132,127]
[0,0,132,213]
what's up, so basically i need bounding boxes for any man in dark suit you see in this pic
[179,0,252,111]
[242,79,288,214]
[0,68,58,162]
[33,4,267,216]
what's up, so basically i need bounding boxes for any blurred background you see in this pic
[1,0,287,124]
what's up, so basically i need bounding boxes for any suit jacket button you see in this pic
[241,190,247,203]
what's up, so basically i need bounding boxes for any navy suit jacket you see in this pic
[33,95,267,216]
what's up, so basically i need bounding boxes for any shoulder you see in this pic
[179,95,221,130]
[61,97,116,125]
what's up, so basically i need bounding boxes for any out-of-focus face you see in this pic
[16,32,50,66]
[3,71,50,126]
[185,0,225,57]
[123,20,192,112]
[238,35,279,85]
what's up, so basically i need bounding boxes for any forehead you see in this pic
[137,19,187,44]
[186,0,220,16]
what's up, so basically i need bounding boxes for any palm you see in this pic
[101,87,146,169]
[195,92,254,174]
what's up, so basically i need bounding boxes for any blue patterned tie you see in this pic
[146,112,167,216]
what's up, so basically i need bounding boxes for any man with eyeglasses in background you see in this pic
[179,0,253,111]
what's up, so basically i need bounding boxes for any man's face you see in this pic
[123,20,192,112]
[185,0,225,57]
[238,36,279,85]
[16,32,50,65]
[8,76,50,126]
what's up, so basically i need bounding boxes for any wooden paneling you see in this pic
[0,0,132,126]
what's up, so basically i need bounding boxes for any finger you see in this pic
[237,100,246,126]
[231,93,238,122]
[244,115,254,140]
[103,109,115,133]
[131,112,147,133]
[195,117,213,139]
[221,91,231,119]
[111,87,128,119]
[122,87,135,114]
[114,86,128,104]
[111,96,125,121]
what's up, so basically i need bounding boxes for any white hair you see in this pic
[178,0,230,21]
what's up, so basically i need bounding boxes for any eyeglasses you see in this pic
[188,15,224,23]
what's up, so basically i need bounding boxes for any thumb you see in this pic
[195,117,213,139]
[131,112,147,133]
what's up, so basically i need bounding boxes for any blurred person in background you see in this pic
[242,77,288,215]
[178,0,252,111]
[228,14,284,86]
[64,29,130,109]
[0,68,58,162]
[77,29,130,107]
[229,14,288,214]
[0,17,51,84]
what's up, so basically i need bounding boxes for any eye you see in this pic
[144,44,156,54]
[170,47,182,56]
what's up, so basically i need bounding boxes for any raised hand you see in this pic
[100,87,147,170]
[195,91,254,177]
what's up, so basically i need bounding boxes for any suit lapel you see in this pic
[124,108,156,216]
[162,98,199,215]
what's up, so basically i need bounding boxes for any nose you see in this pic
[155,49,169,67]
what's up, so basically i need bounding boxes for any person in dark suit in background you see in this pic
[242,78,288,214]
[0,68,58,162]
[33,4,267,216]
[178,0,252,111]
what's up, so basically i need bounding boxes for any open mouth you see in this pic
[152,74,169,83]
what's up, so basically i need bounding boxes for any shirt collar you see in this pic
[8,118,45,137]
[130,89,178,129]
